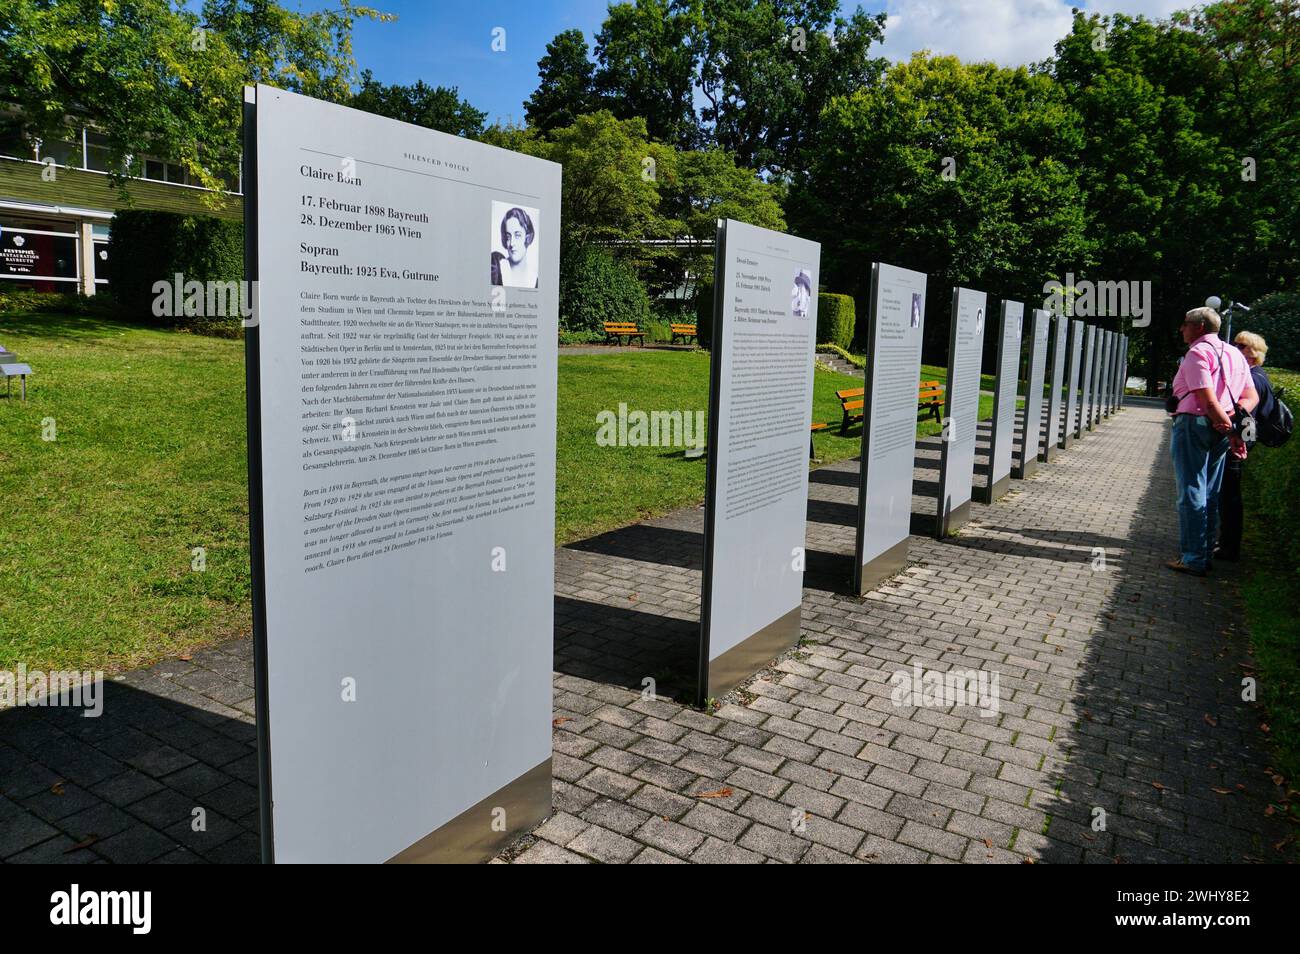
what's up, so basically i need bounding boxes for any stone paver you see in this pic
[1,399,1286,863]
[0,642,259,864]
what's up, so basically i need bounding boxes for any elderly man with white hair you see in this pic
[1165,306,1258,575]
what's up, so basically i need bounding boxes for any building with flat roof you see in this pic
[0,123,242,296]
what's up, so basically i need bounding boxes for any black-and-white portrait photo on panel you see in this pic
[490,201,541,288]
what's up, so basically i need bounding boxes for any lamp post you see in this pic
[1206,295,1250,341]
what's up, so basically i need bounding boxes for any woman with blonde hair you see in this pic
[1216,331,1277,561]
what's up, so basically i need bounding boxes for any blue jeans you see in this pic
[1170,415,1228,570]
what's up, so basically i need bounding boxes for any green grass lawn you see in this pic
[1238,366,1300,825]
[3,313,978,673]
[0,313,251,674]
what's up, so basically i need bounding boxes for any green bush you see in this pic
[108,210,244,331]
[1240,366,1300,786]
[0,287,121,314]
[559,246,650,334]
[1243,367,1300,582]
[1236,291,1300,371]
[817,292,855,351]
[0,289,86,315]
[816,342,865,368]
[558,329,606,345]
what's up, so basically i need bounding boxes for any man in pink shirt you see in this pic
[1167,307,1257,575]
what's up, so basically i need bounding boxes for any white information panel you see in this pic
[1043,314,1068,460]
[700,219,820,700]
[1015,308,1050,478]
[854,262,927,593]
[1107,331,1119,414]
[982,300,1023,503]
[935,286,986,536]
[1117,334,1128,409]
[1120,335,1128,407]
[247,85,559,863]
[1097,331,1111,422]
[1062,319,1084,447]
[1090,327,1104,427]
[1078,324,1096,436]
[1110,331,1121,414]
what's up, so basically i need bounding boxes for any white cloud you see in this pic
[875,0,1189,67]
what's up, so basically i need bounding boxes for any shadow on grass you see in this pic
[0,310,162,341]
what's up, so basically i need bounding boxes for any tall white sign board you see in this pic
[1120,335,1128,407]
[1107,331,1119,414]
[981,300,1023,503]
[1015,308,1050,478]
[1098,331,1112,421]
[699,219,820,700]
[854,263,927,593]
[245,85,558,863]
[1062,320,1084,448]
[1078,324,1096,437]
[935,287,986,536]
[1042,314,1068,461]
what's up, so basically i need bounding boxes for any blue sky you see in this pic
[303,1,1186,125]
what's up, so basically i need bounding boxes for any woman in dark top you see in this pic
[1217,331,1275,561]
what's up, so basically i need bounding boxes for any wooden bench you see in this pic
[670,323,697,345]
[809,421,828,459]
[603,321,646,347]
[836,381,945,433]
[917,380,944,423]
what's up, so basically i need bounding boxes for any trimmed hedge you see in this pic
[559,245,650,334]
[1243,367,1300,583]
[816,292,855,351]
[108,210,243,331]
[1240,366,1300,784]
[1236,291,1300,371]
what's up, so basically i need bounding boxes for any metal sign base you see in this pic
[386,759,552,864]
[856,538,909,595]
[707,607,801,701]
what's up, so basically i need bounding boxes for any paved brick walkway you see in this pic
[1,400,1286,863]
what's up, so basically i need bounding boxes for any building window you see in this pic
[0,121,240,194]
[0,128,34,160]
[0,217,80,292]
[35,137,81,167]
[85,130,114,173]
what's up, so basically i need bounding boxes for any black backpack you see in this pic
[1256,386,1293,447]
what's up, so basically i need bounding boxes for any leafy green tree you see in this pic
[200,0,393,103]
[593,0,702,149]
[524,29,598,134]
[697,0,886,177]
[1175,0,1300,310]
[655,146,786,303]
[489,111,676,260]
[789,53,1090,358]
[351,70,485,138]
[1049,12,1245,390]
[0,0,391,202]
